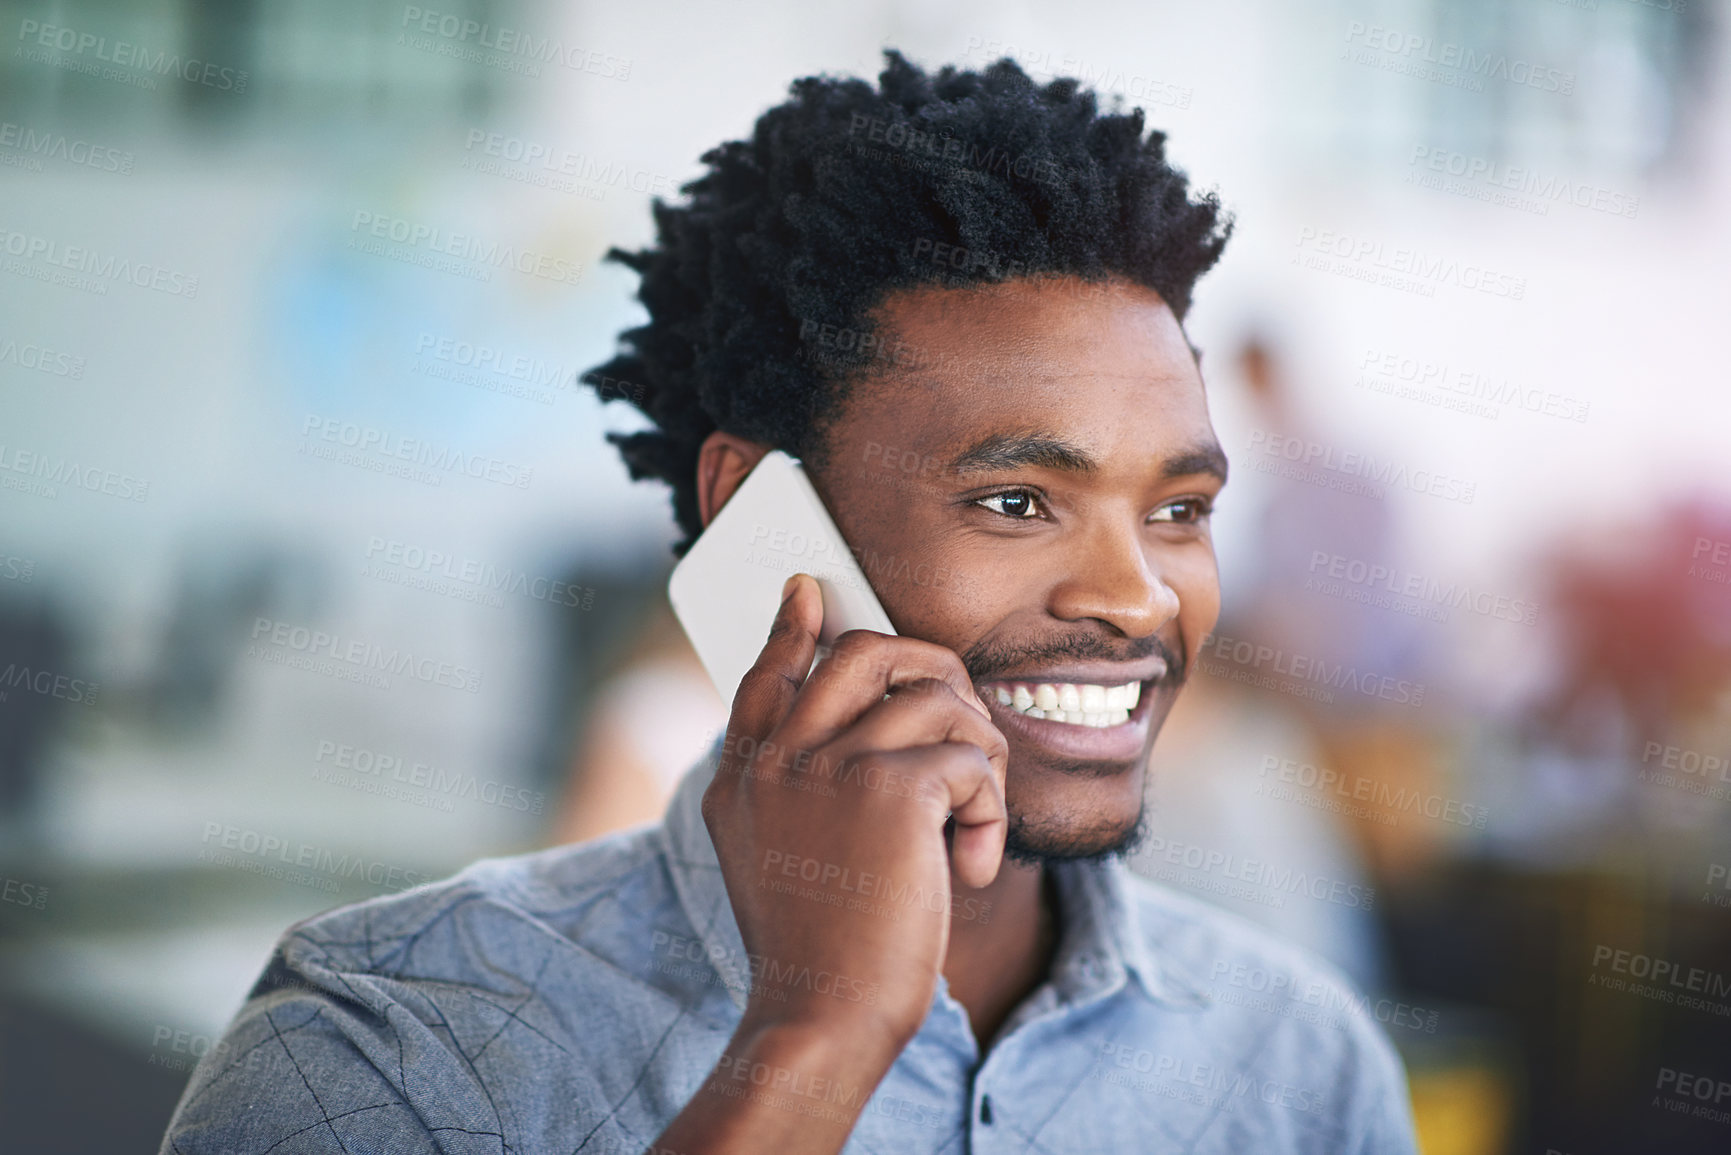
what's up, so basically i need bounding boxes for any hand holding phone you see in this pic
[669,450,896,707]
[651,455,1008,1153]
[656,576,1005,1152]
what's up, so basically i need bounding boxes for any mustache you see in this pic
[959,630,1187,685]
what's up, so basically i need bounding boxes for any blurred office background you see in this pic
[2,0,1729,1151]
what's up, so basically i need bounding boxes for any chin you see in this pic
[999,775,1150,867]
[993,681,1178,866]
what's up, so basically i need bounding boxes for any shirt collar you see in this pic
[660,738,756,1009]
[1047,850,1210,1009]
[660,738,1208,1014]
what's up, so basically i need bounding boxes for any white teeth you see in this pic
[984,681,1142,728]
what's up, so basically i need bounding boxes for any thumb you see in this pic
[726,572,822,744]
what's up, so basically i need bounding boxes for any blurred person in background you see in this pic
[160,51,1418,1153]
[551,598,726,843]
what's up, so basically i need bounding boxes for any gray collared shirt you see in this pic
[161,743,1420,1153]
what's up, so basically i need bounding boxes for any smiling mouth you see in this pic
[979,679,1143,729]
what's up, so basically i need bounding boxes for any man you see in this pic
[162,52,1419,1153]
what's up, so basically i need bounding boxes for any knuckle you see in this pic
[735,664,795,703]
[887,675,946,701]
[699,780,726,829]
[826,634,893,688]
[948,739,993,772]
[831,629,886,656]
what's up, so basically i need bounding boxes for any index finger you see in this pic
[777,630,991,753]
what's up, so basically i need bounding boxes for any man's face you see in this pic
[808,277,1226,864]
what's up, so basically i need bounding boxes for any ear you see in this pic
[696,431,773,528]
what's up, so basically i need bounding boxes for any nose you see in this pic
[1045,518,1180,638]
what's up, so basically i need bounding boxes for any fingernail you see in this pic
[780,574,799,605]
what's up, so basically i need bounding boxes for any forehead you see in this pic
[834,277,1212,461]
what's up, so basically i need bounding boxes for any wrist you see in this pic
[728,1009,906,1098]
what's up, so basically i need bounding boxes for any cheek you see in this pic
[874,546,1005,648]
[816,488,983,644]
[1171,548,1221,669]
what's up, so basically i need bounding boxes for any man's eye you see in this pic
[1150,497,1213,524]
[976,491,1042,519]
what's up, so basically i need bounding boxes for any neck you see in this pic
[942,856,1060,1051]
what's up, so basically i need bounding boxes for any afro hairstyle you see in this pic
[583,49,1231,555]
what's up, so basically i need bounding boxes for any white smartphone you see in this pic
[668,449,897,707]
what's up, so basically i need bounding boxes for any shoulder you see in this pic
[1126,871,1366,1000]
[1121,872,1418,1152]
[160,825,696,1154]
[278,822,673,984]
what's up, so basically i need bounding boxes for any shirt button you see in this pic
[979,1094,993,1124]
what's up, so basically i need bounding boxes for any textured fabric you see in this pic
[161,740,1420,1154]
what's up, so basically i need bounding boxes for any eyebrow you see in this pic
[946,432,1229,485]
